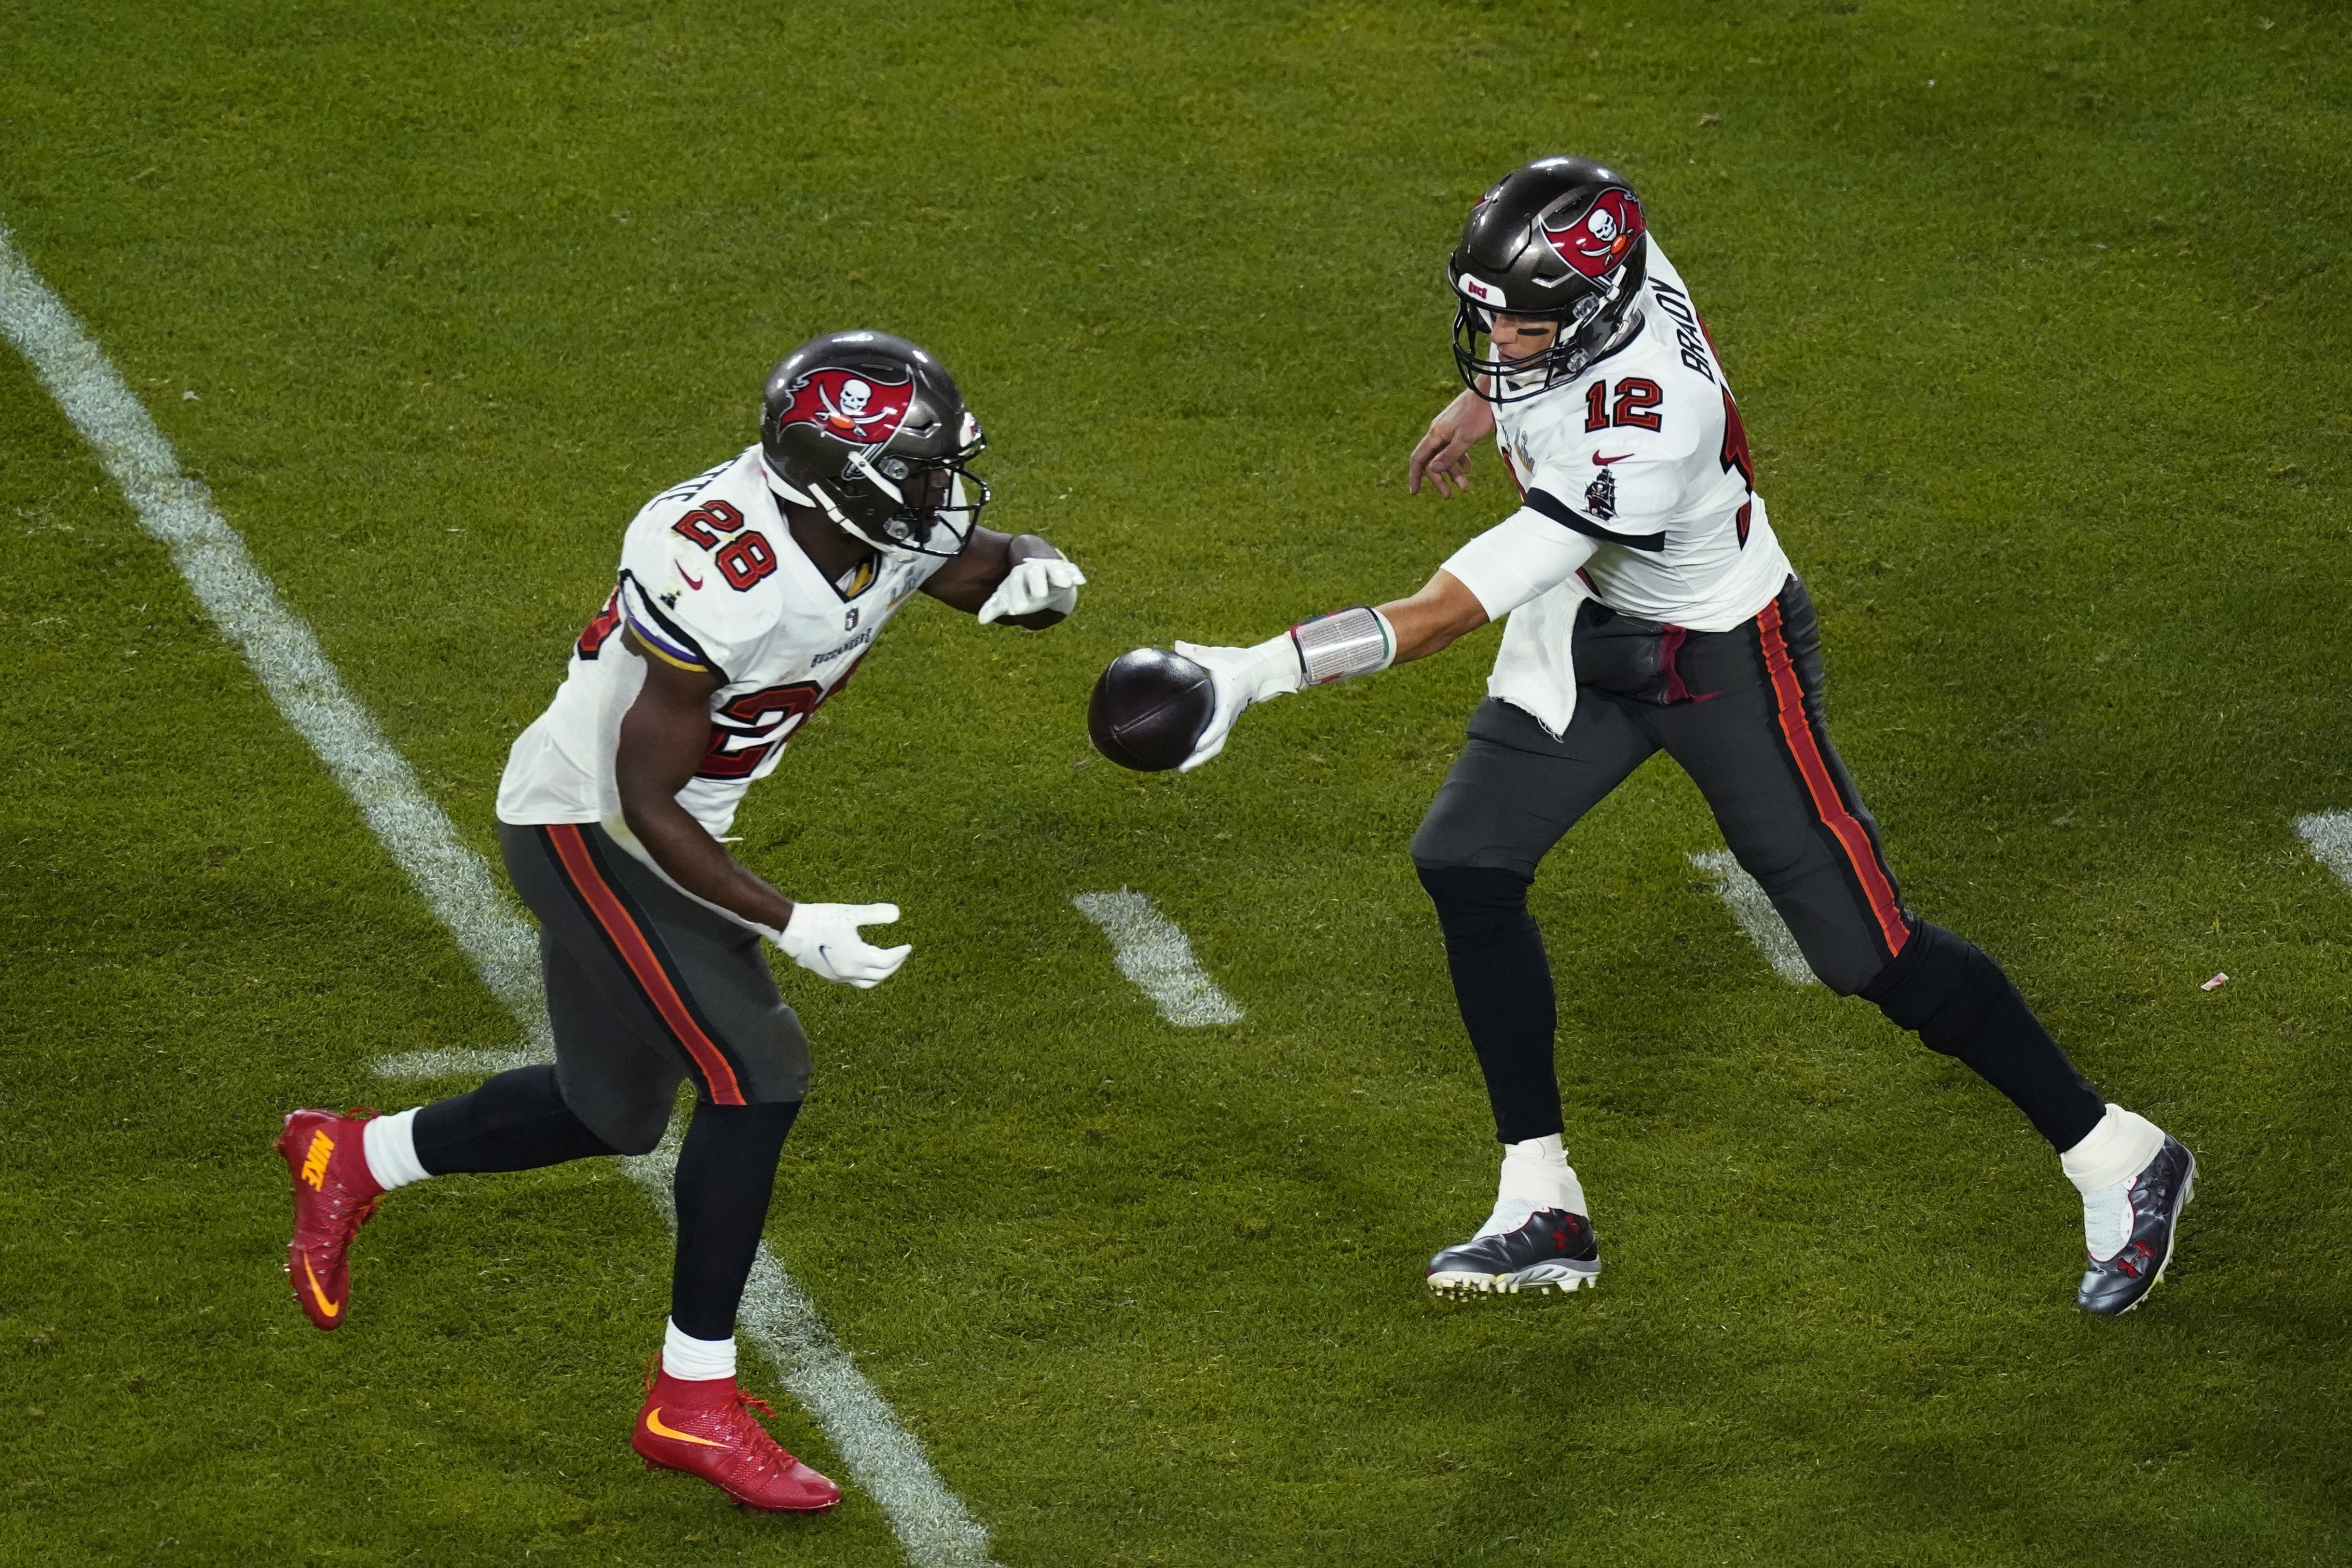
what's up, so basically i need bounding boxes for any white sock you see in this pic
[662,1317,737,1383]
[2060,1104,2166,1259]
[1475,1133,1591,1238]
[362,1108,431,1191]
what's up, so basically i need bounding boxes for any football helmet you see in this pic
[1449,156,1650,403]
[759,330,987,558]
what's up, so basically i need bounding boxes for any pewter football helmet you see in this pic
[759,330,987,558]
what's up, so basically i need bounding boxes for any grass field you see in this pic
[3,1,2350,1563]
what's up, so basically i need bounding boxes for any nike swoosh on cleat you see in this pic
[1592,451,1633,465]
[644,1409,730,1448]
[301,1255,342,1319]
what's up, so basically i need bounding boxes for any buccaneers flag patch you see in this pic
[773,367,914,446]
[1543,188,1644,280]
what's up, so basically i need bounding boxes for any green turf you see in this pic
[3,0,2349,1562]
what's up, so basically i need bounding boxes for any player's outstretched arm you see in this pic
[1173,571,1489,772]
[615,632,910,987]
[1381,569,1494,662]
[1406,388,1496,498]
[922,527,1084,628]
[1174,502,1596,771]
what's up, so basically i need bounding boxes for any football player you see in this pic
[1174,158,2192,1314]
[276,330,1085,1512]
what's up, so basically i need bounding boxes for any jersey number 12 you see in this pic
[1584,378,1664,433]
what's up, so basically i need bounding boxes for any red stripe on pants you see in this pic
[544,824,746,1104]
[1756,601,1910,958]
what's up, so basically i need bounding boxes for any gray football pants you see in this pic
[1411,575,1911,993]
[499,821,812,1154]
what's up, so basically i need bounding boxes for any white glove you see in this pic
[1171,635,1304,772]
[764,902,911,988]
[977,556,1086,624]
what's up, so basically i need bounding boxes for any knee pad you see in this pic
[1416,864,1536,946]
[1860,922,1996,1057]
[571,1093,671,1157]
[599,1114,670,1158]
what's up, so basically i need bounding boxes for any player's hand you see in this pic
[977,557,1086,624]
[1172,636,1303,772]
[1407,392,1496,498]
[766,902,912,988]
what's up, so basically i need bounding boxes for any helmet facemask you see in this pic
[1449,286,1623,405]
[819,439,990,559]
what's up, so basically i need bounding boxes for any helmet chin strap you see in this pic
[766,462,893,551]
[1552,298,1643,381]
[845,447,907,505]
[761,461,819,510]
[804,481,892,550]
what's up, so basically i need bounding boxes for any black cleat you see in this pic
[2077,1135,2195,1316]
[1427,1208,1600,1298]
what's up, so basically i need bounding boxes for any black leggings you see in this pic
[413,1064,802,1340]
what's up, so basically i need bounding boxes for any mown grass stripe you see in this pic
[0,220,1000,1568]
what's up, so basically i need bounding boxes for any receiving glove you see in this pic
[1170,635,1305,772]
[977,556,1086,624]
[764,901,912,988]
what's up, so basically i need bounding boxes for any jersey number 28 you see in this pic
[698,681,822,780]
[671,500,778,591]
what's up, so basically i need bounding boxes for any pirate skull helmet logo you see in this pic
[773,366,916,447]
[1542,188,1645,281]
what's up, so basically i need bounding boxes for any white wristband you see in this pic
[1288,606,1396,684]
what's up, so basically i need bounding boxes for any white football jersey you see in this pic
[496,444,946,839]
[1440,240,1794,734]
[1490,240,1791,629]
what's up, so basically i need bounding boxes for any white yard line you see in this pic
[377,1046,544,1077]
[1688,849,1816,986]
[0,224,999,1568]
[1071,890,1244,1026]
[2298,811,2352,896]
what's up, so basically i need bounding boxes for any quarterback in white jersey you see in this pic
[277,331,1085,1514]
[1171,158,2191,1316]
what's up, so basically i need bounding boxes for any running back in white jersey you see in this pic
[496,444,947,839]
[1493,241,1791,632]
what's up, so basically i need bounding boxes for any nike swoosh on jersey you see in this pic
[302,1255,342,1319]
[644,1408,731,1448]
[1592,451,1633,465]
[679,568,705,590]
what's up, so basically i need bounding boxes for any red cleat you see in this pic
[275,1108,383,1331]
[632,1369,842,1513]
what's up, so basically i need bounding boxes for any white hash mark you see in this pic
[1071,889,1244,1026]
[2297,810,2352,897]
[1688,849,1816,987]
[0,220,1000,1568]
